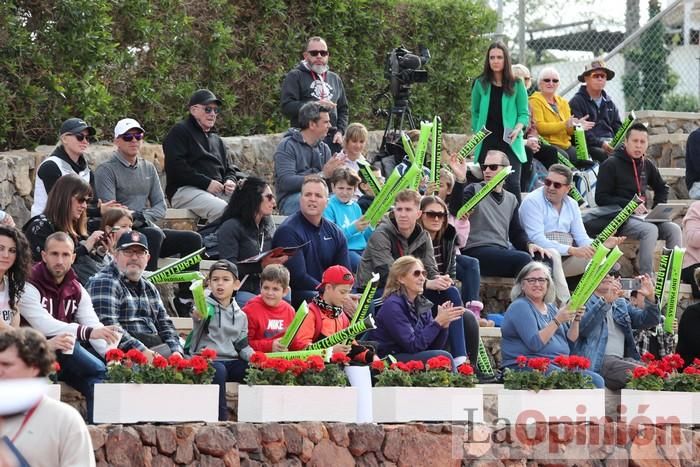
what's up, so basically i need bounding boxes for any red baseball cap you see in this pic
[316,265,355,289]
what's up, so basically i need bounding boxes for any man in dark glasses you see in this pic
[569,59,622,161]
[281,36,348,154]
[162,89,246,224]
[95,118,204,316]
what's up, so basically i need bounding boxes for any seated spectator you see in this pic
[338,122,370,175]
[31,117,122,220]
[0,225,31,329]
[87,231,183,359]
[447,150,549,278]
[323,168,372,272]
[357,189,470,366]
[163,89,245,223]
[294,265,375,363]
[371,256,463,367]
[529,66,594,164]
[274,102,344,215]
[0,210,15,227]
[95,118,203,315]
[571,273,660,390]
[520,164,623,303]
[272,175,350,308]
[99,207,134,256]
[357,164,383,214]
[217,177,288,307]
[501,262,604,388]
[681,200,700,298]
[188,260,253,421]
[0,328,95,466]
[243,264,303,352]
[676,268,700,368]
[24,174,111,285]
[417,195,481,366]
[685,127,700,198]
[631,290,675,360]
[19,232,121,422]
[595,123,682,275]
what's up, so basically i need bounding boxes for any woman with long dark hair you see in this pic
[0,225,31,328]
[471,41,529,201]
[24,174,110,284]
[217,177,288,307]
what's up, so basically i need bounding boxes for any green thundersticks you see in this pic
[663,247,685,334]
[265,348,332,361]
[346,273,380,345]
[146,247,205,283]
[538,135,551,146]
[553,153,585,204]
[457,127,492,161]
[590,195,643,249]
[365,164,421,228]
[306,316,376,351]
[429,116,442,195]
[654,248,673,304]
[189,279,211,319]
[556,152,576,169]
[574,125,589,161]
[611,111,636,149]
[411,121,433,190]
[358,161,381,197]
[147,271,204,285]
[477,339,494,376]
[278,301,309,349]
[455,166,512,219]
[568,245,623,310]
[401,132,415,163]
[364,168,401,224]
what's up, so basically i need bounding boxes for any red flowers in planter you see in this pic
[372,358,477,388]
[504,355,595,391]
[627,353,700,392]
[105,348,217,384]
[244,352,349,386]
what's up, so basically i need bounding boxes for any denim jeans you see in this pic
[465,245,532,278]
[278,192,301,216]
[424,286,466,359]
[57,341,107,423]
[455,255,480,301]
[212,359,249,421]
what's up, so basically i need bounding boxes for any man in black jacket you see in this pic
[163,89,245,223]
[569,60,622,162]
[280,36,349,154]
[594,123,681,274]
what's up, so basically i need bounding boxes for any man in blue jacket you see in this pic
[572,273,660,390]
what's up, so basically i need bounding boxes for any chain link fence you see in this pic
[509,0,700,115]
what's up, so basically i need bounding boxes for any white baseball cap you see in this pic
[114,118,145,138]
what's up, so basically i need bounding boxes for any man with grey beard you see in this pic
[87,231,183,360]
[281,36,348,154]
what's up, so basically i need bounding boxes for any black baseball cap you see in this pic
[188,89,223,107]
[116,231,149,251]
[59,118,96,136]
[208,259,239,279]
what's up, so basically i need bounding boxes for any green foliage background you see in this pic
[0,0,496,150]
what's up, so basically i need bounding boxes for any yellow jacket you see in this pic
[529,91,573,149]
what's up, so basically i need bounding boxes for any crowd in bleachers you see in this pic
[3,38,700,454]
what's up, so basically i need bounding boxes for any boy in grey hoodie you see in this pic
[190,260,253,420]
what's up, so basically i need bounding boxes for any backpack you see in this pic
[524,159,548,192]
[573,164,599,208]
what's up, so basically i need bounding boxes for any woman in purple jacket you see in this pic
[371,256,465,366]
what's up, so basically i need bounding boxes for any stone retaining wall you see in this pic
[87,421,699,466]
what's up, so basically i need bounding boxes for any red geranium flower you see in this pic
[289,358,308,376]
[168,353,184,366]
[126,349,148,365]
[661,354,684,370]
[553,355,568,368]
[152,355,168,369]
[330,353,351,365]
[53,361,61,373]
[641,352,656,363]
[390,362,410,372]
[426,355,452,371]
[190,356,209,374]
[458,363,475,376]
[370,360,386,372]
[176,358,191,371]
[527,357,550,373]
[105,348,125,363]
[406,360,425,372]
[515,355,528,368]
[306,356,325,371]
[632,366,649,379]
[693,358,700,367]
[566,355,591,371]
[249,352,267,366]
[683,366,698,375]
[200,348,217,360]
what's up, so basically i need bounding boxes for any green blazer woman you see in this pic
[470,77,530,163]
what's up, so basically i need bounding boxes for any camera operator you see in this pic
[281,36,348,154]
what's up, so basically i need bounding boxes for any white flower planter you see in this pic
[498,389,605,424]
[620,389,700,424]
[372,387,484,423]
[238,385,357,422]
[93,384,218,423]
[45,384,61,400]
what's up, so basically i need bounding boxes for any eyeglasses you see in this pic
[307,50,329,57]
[74,196,91,204]
[524,77,532,81]
[480,164,505,172]
[423,211,446,220]
[201,106,220,114]
[590,73,607,79]
[73,134,91,142]
[523,277,547,284]
[543,178,567,189]
[120,132,144,142]
[121,249,148,258]
[263,193,275,201]
[542,78,559,83]
[411,269,428,278]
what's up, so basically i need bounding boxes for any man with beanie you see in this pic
[163,89,245,223]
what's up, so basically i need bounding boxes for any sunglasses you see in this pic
[307,50,329,57]
[120,132,144,142]
[523,277,547,284]
[75,196,92,204]
[72,134,91,142]
[542,78,559,83]
[263,193,275,201]
[480,164,505,172]
[411,269,428,278]
[423,211,446,220]
[201,106,220,114]
[543,178,567,189]
[590,73,607,79]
